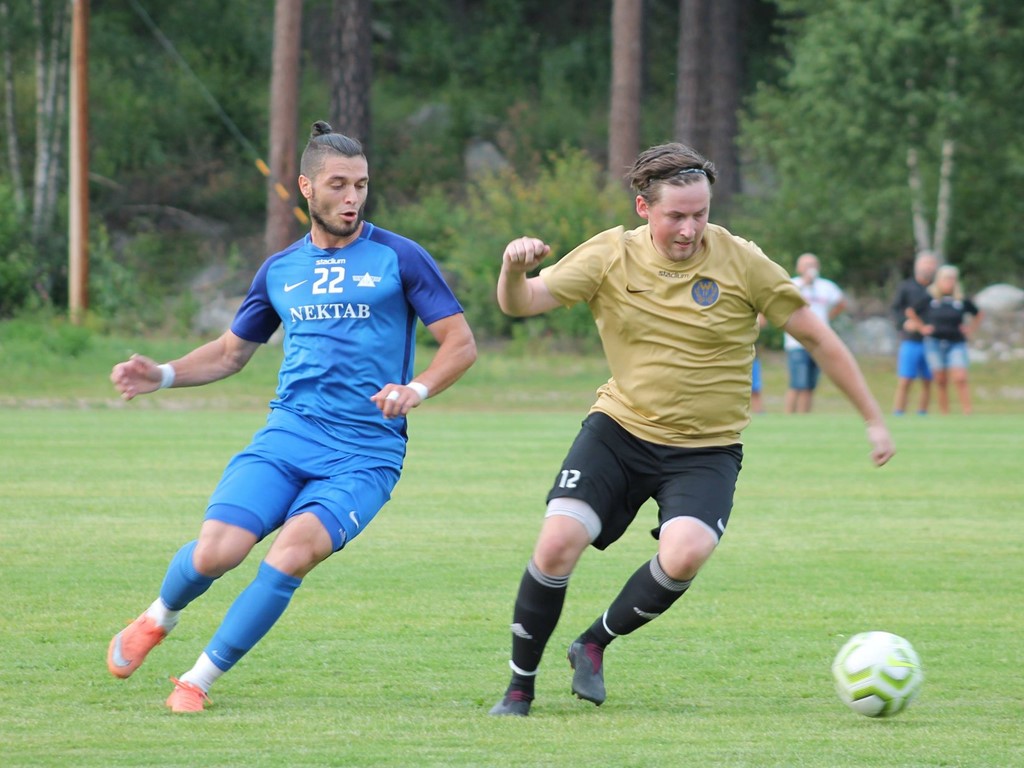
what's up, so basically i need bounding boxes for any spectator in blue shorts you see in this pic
[891,251,938,414]
[751,356,764,413]
[750,313,767,414]
[106,121,477,712]
[908,264,983,415]
[783,253,847,413]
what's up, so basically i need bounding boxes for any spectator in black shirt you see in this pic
[908,265,983,414]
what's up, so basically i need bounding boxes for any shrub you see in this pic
[381,149,636,342]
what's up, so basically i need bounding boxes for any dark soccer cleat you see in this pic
[567,640,606,705]
[488,688,532,717]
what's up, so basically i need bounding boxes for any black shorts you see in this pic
[545,412,743,550]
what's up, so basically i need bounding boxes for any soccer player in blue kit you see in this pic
[107,121,476,712]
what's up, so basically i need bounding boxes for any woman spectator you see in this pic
[907,265,983,414]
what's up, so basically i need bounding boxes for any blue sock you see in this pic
[160,541,215,611]
[203,561,302,671]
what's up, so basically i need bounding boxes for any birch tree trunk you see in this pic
[1,0,25,213]
[906,32,959,263]
[933,137,955,263]
[42,1,70,233]
[905,142,932,255]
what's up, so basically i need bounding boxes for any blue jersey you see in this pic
[231,223,463,464]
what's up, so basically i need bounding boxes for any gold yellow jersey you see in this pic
[540,223,805,447]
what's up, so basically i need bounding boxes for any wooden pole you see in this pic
[68,0,89,324]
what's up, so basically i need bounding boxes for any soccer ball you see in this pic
[831,631,923,717]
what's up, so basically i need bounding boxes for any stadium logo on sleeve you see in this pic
[691,278,719,307]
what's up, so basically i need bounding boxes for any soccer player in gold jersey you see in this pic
[489,143,894,716]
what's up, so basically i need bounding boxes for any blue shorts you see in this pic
[924,338,969,372]
[206,423,401,552]
[896,340,932,380]
[751,356,762,394]
[786,348,819,391]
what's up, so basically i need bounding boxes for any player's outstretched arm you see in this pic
[496,236,561,317]
[371,313,477,419]
[782,307,895,466]
[111,330,260,401]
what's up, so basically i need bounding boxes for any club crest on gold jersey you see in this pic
[691,278,719,307]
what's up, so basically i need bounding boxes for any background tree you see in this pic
[607,0,642,185]
[674,0,711,156]
[265,0,303,256]
[1,0,26,214]
[1,0,1020,332]
[737,0,1024,286]
[707,0,740,210]
[328,0,372,146]
[674,0,746,214]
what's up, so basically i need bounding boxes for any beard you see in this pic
[307,193,365,239]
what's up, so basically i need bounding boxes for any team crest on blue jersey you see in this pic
[691,278,719,306]
[353,272,381,288]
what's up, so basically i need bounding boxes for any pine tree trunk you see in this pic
[607,0,642,185]
[265,0,303,256]
[328,0,372,147]
[674,0,710,153]
[708,0,740,210]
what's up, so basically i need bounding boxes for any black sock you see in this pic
[581,556,691,647]
[505,559,569,697]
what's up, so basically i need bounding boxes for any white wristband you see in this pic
[158,363,176,389]
[407,381,429,401]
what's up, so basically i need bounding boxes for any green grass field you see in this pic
[1,337,1022,766]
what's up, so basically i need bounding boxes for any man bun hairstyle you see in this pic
[300,120,365,179]
[628,142,717,203]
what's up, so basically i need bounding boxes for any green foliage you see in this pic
[84,221,214,334]
[379,149,637,342]
[2,0,1022,329]
[737,0,1024,287]
[0,309,93,360]
[368,0,617,202]
[0,183,34,318]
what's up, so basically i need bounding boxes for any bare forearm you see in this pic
[166,333,256,388]
[416,336,477,398]
[807,334,885,425]
[497,268,534,316]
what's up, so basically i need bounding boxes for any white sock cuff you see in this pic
[145,598,180,632]
[508,660,538,677]
[600,611,620,638]
[180,652,223,693]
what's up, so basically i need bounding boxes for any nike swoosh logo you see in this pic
[110,634,131,668]
[717,518,726,533]
[626,286,652,293]
[284,280,307,292]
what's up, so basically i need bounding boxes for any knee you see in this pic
[193,531,254,578]
[657,525,717,581]
[533,532,585,576]
[657,548,706,582]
